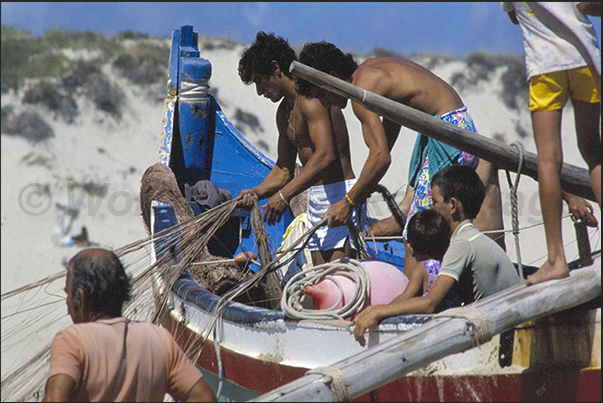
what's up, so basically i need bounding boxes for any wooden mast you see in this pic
[289,61,596,202]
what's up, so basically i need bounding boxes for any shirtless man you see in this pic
[297,41,597,268]
[237,32,360,265]
[296,41,501,277]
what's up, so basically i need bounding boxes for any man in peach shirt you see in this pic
[43,248,216,402]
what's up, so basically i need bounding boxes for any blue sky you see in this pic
[2,2,601,58]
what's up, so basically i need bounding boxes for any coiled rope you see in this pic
[281,259,371,321]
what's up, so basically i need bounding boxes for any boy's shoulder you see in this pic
[450,220,480,242]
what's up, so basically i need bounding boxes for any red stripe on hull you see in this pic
[374,369,601,402]
[171,319,600,402]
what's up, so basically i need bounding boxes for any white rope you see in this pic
[434,307,492,347]
[507,142,525,277]
[179,80,210,103]
[306,366,349,402]
[281,259,370,321]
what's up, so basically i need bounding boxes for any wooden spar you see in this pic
[289,61,596,202]
[251,258,601,402]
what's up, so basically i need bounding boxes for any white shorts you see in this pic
[306,179,366,251]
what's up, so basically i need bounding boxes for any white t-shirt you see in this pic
[501,2,601,79]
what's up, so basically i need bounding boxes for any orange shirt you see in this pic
[48,318,203,402]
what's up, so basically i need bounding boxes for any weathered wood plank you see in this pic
[289,61,596,202]
[251,258,601,401]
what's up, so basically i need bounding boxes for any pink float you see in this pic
[305,259,409,320]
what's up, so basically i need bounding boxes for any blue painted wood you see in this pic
[155,25,293,267]
[366,241,405,269]
[178,57,212,186]
[168,30,180,94]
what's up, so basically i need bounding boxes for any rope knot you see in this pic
[434,307,492,347]
[306,366,350,402]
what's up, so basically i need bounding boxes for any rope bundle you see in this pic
[281,259,371,321]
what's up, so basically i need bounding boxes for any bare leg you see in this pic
[474,159,506,250]
[311,239,356,265]
[311,250,326,266]
[573,100,601,207]
[526,109,568,285]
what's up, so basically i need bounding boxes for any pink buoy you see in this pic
[305,259,409,320]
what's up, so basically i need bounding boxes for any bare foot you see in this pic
[525,259,569,285]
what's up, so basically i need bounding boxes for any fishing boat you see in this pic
[148,25,601,402]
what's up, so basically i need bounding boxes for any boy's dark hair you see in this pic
[406,209,451,261]
[296,41,358,97]
[69,249,132,317]
[431,165,485,219]
[238,31,297,85]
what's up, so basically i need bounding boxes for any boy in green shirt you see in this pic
[353,165,522,347]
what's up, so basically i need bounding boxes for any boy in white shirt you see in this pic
[502,2,601,285]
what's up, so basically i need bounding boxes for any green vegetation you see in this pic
[1,25,172,142]
[1,25,169,92]
[1,25,529,147]
[1,25,172,132]
[2,26,113,91]
[112,42,170,85]
[1,109,55,142]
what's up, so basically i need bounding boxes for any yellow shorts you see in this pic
[529,65,601,112]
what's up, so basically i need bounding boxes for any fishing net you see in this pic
[0,163,277,402]
[1,161,366,402]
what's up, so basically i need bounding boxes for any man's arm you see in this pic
[507,9,519,24]
[323,100,392,227]
[279,97,337,202]
[562,192,598,227]
[43,374,77,402]
[263,97,336,225]
[364,186,414,237]
[501,2,519,24]
[181,378,217,402]
[353,275,456,346]
[237,106,297,211]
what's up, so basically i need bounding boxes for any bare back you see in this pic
[354,58,464,116]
